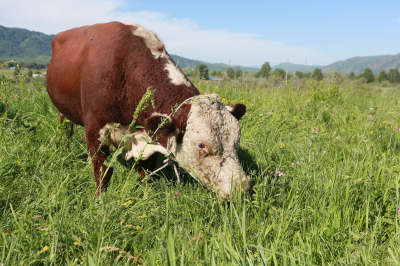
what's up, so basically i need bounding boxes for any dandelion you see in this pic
[175,190,179,198]
[124,200,134,206]
[277,171,283,177]
[42,245,49,252]
[136,226,142,230]
[128,224,133,227]
[139,214,148,219]
[74,242,80,246]
[279,142,285,148]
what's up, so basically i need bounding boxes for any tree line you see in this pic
[1,61,48,69]
[188,61,400,84]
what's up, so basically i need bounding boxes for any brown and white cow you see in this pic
[47,21,249,200]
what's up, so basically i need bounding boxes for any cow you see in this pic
[46,21,250,200]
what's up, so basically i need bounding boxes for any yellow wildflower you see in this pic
[74,242,80,246]
[124,200,134,206]
[279,143,285,148]
[136,226,142,230]
[139,214,148,219]
[42,245,49,252]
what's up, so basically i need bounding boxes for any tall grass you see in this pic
[1,75,400,265]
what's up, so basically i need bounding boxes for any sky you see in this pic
[1,0,399,67]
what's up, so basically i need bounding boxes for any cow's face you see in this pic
[146,95,249,200]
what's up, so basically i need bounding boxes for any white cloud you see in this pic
[0,0,333,66]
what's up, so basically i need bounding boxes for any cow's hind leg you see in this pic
[85,126,113,194]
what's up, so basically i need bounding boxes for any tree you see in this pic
[195,64,209,80]
[362,68,374,83]
[349,72,355,79]
[210,70,218,77]
[313,68,324,81]
[27,69,33,77]
[234,68,242,79]
[377,70,387,83]
[256,62,271,79]
[387,69,400,83]
[294,71,304,79]
[27,62,38,69]
[226,67,235,79]
[274,68,286,79]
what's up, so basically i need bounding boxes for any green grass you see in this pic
[1,75,400,265]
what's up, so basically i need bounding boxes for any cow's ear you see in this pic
[227,104,246,120]
[145,116,176,138]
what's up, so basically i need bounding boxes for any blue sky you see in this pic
[1,0,399,66]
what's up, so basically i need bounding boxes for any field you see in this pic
[1,75,400,265]
[0,69,45,78]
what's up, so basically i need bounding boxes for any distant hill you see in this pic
[0,25,54,64]
[322,54,400,75]
[271,63,322,74]
[1,25,399,75]
[170,54,259,72]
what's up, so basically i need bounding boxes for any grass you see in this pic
[1,75,400,265]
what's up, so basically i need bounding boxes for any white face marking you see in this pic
[164,59,192,87]
[168,95,250,200]
[123,22,166,59]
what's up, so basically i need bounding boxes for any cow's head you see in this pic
[145,95,250,200]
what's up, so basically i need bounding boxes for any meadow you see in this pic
[1,74,400,265]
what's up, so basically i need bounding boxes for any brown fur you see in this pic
[145,104,192,146]
[47,22,199,192]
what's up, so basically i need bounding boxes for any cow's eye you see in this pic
[197,143,205,149]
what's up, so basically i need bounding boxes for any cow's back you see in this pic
[47,22,137,126]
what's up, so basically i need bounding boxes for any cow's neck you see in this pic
[154,87,198,114]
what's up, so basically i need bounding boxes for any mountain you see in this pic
[322,54,400,75]
[170,54,259,72]
[0,25,54,64]
[0,25,258,71]
[271,63,322,74]
[0,25,399,75]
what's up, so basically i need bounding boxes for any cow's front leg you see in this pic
[85,128,113,193]
[138,153,158,180]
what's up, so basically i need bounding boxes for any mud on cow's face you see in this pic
[165,95,250,200]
